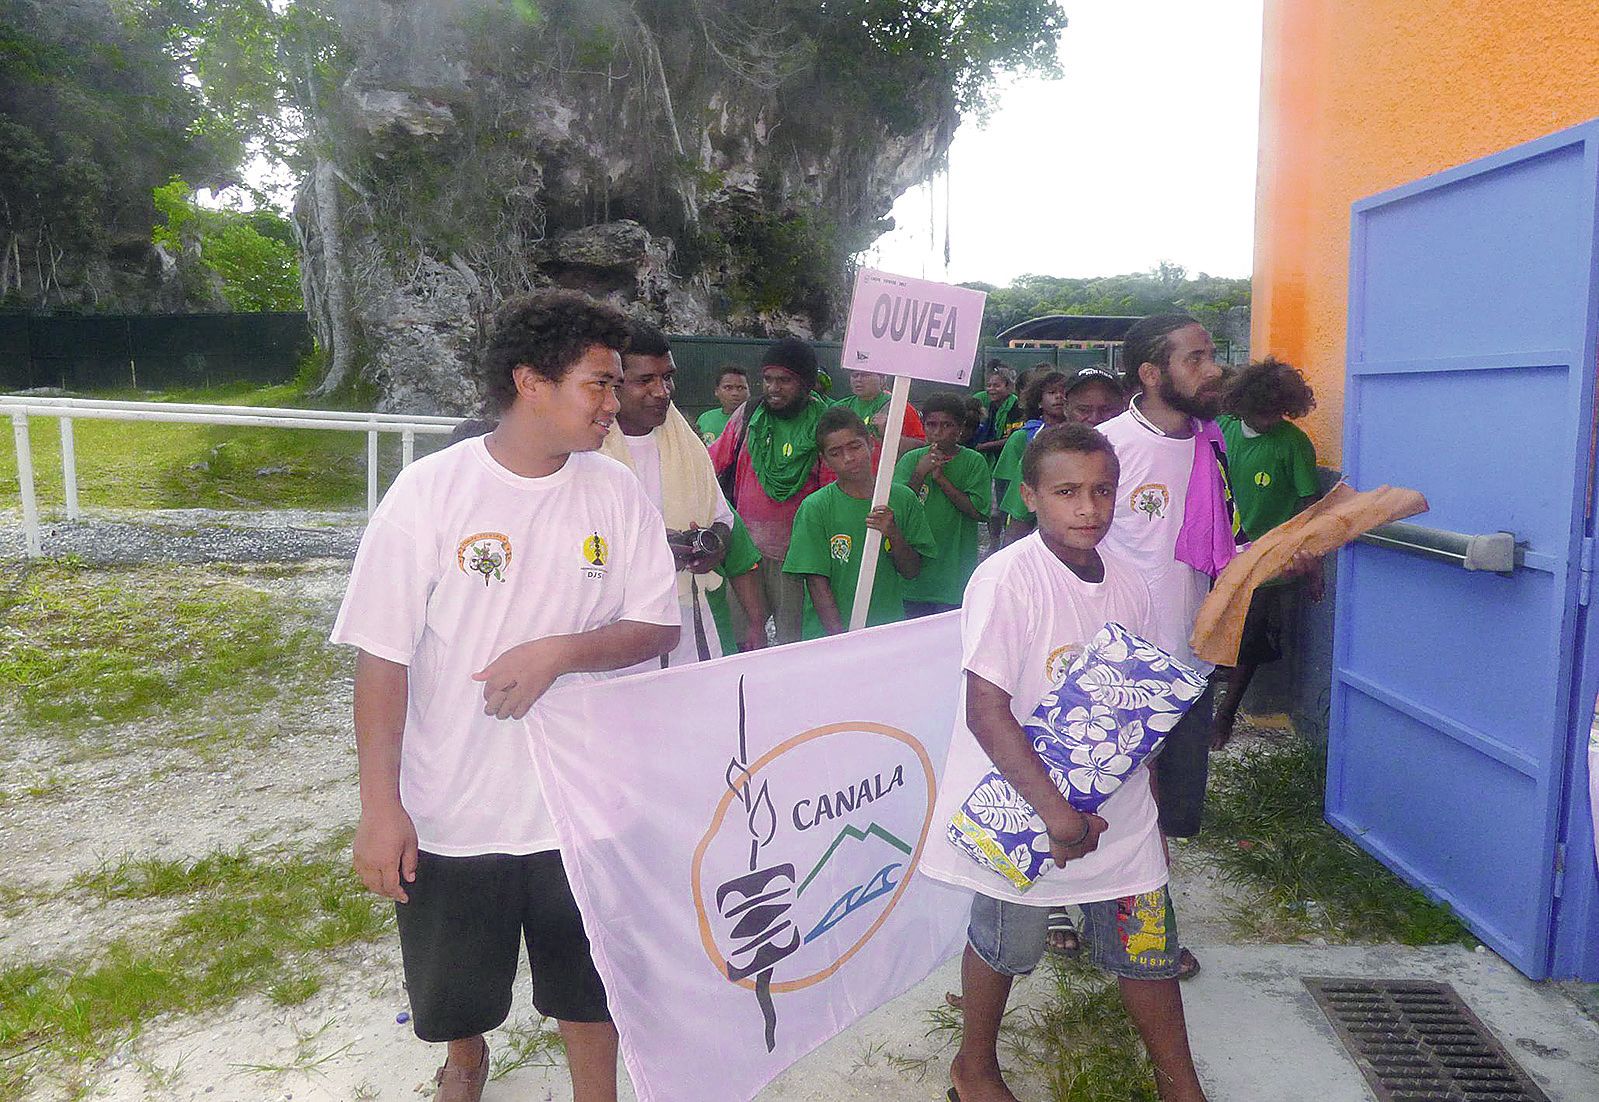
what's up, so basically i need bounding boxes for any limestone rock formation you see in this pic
[295,0,966,412]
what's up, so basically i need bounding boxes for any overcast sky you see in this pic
[864,0,1264,286]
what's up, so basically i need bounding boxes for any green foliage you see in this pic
[0,3,235,304]
[970,266,1253,345]
[0,835,389,1096]
[0,560,344,726]
[1030,958,1160,1102]
[808,0,1068,130]
[1197,735,1476,946]
[153,177,302,310]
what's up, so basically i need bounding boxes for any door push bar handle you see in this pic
[1356,521,1519,574]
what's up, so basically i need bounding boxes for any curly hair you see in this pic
[1224,356,1317,422]
[920,390,970,423]
[480,290,632,412]
[1021,370,1070,419]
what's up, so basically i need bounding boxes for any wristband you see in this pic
[1056,816,1092,848]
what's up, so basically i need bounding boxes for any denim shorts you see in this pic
[967,885,1185,981]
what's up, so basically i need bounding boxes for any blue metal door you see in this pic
[1331,120,1599,979]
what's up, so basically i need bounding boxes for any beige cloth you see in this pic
[601,405,725,597]
[1190,482,1428,666]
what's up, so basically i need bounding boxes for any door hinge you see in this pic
[1580,536,1596,607]
[1554,842,1568,899]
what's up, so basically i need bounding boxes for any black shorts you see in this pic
[395,849,609,1041]
[1238,585,1284,667]
[1152,683,1215,839]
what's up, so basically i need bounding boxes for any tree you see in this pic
[968,268,1252,346]
[153,178,303,311]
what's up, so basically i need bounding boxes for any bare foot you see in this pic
[950,1052,1020,1102]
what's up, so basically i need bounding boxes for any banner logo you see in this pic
[691,679,936,1052]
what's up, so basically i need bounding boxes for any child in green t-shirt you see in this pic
[782,407,937,638]
[1213,356,1323,745]
[894,391,991,616]
[994,369,1074,544]
[696,365,750,445]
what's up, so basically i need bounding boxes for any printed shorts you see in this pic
[967,885,1185,982]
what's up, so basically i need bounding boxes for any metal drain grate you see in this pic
[1304,977,1549,1102]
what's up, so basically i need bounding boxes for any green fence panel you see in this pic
[0,312,312,392]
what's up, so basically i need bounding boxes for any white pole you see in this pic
[366,427,379,516]
[60,416,79,520]
[12,413,40,558]
[401,428,415,468]
[847,375,911,631]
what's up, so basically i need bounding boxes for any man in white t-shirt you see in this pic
[921,422,1207,1102]
[604,318,768,669]
[331,291,680,1102]
[1098,316,1233,848]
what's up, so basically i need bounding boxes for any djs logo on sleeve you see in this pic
[582,533,610,578]
[456,533,513,585]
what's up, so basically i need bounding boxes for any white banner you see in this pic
[840,268,989,385]
[530,614,970,1101]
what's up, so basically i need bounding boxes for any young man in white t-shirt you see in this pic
[331,291,680,1102]
[606,319,768,667]
[921,424,1208,1102]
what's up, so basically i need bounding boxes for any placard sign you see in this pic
[839,268,988,386]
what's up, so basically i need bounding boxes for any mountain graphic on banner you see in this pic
[796,822,913,898]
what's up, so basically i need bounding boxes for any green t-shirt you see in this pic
[893,446,990,605]
[1000,469,1033,522]
[1218,414,1320,540]
[782,482,937,639]
[833,393,891,422]
[992,421,1031,487]
[973,392,1022,470]
[697,406,733,446]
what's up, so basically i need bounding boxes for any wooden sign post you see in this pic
[838,269,987,632]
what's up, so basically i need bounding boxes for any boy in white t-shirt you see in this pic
[921,423,1207,1102]
[331,290,680,1102]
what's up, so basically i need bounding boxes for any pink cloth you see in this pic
[707,407,827,561]
[1173,420,1239,579]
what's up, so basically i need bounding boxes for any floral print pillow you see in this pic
[947,622,1208,891]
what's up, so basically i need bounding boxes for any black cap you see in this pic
[760,337,819,388]
[1065,366,1122,395]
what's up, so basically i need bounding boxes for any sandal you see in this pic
[1045,907,1081,957]
[1177,947,1202,981]
[432,1036,489,1102]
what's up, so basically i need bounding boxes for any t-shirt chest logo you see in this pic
[1130,483,1171,520]
[1045,643,1084,688]
[1253,470,1272,487]
[456,532,512,585]
[582,533,610,579]
[829,533,853,562]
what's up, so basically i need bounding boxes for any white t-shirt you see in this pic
[330,437,679,857]
[618,430,737,672]
[919,535,1168,906]
[1098,406,1215,675]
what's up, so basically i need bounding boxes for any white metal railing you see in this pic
[3,396,463,558]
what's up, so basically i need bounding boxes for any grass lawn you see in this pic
[0,383,425,512]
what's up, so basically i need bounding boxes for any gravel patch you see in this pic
[0,507,366,564]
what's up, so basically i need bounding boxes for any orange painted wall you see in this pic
[1251,0,1599,466]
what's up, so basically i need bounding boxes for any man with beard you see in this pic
[1097,315,1238,979]
[708,337,829,644]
